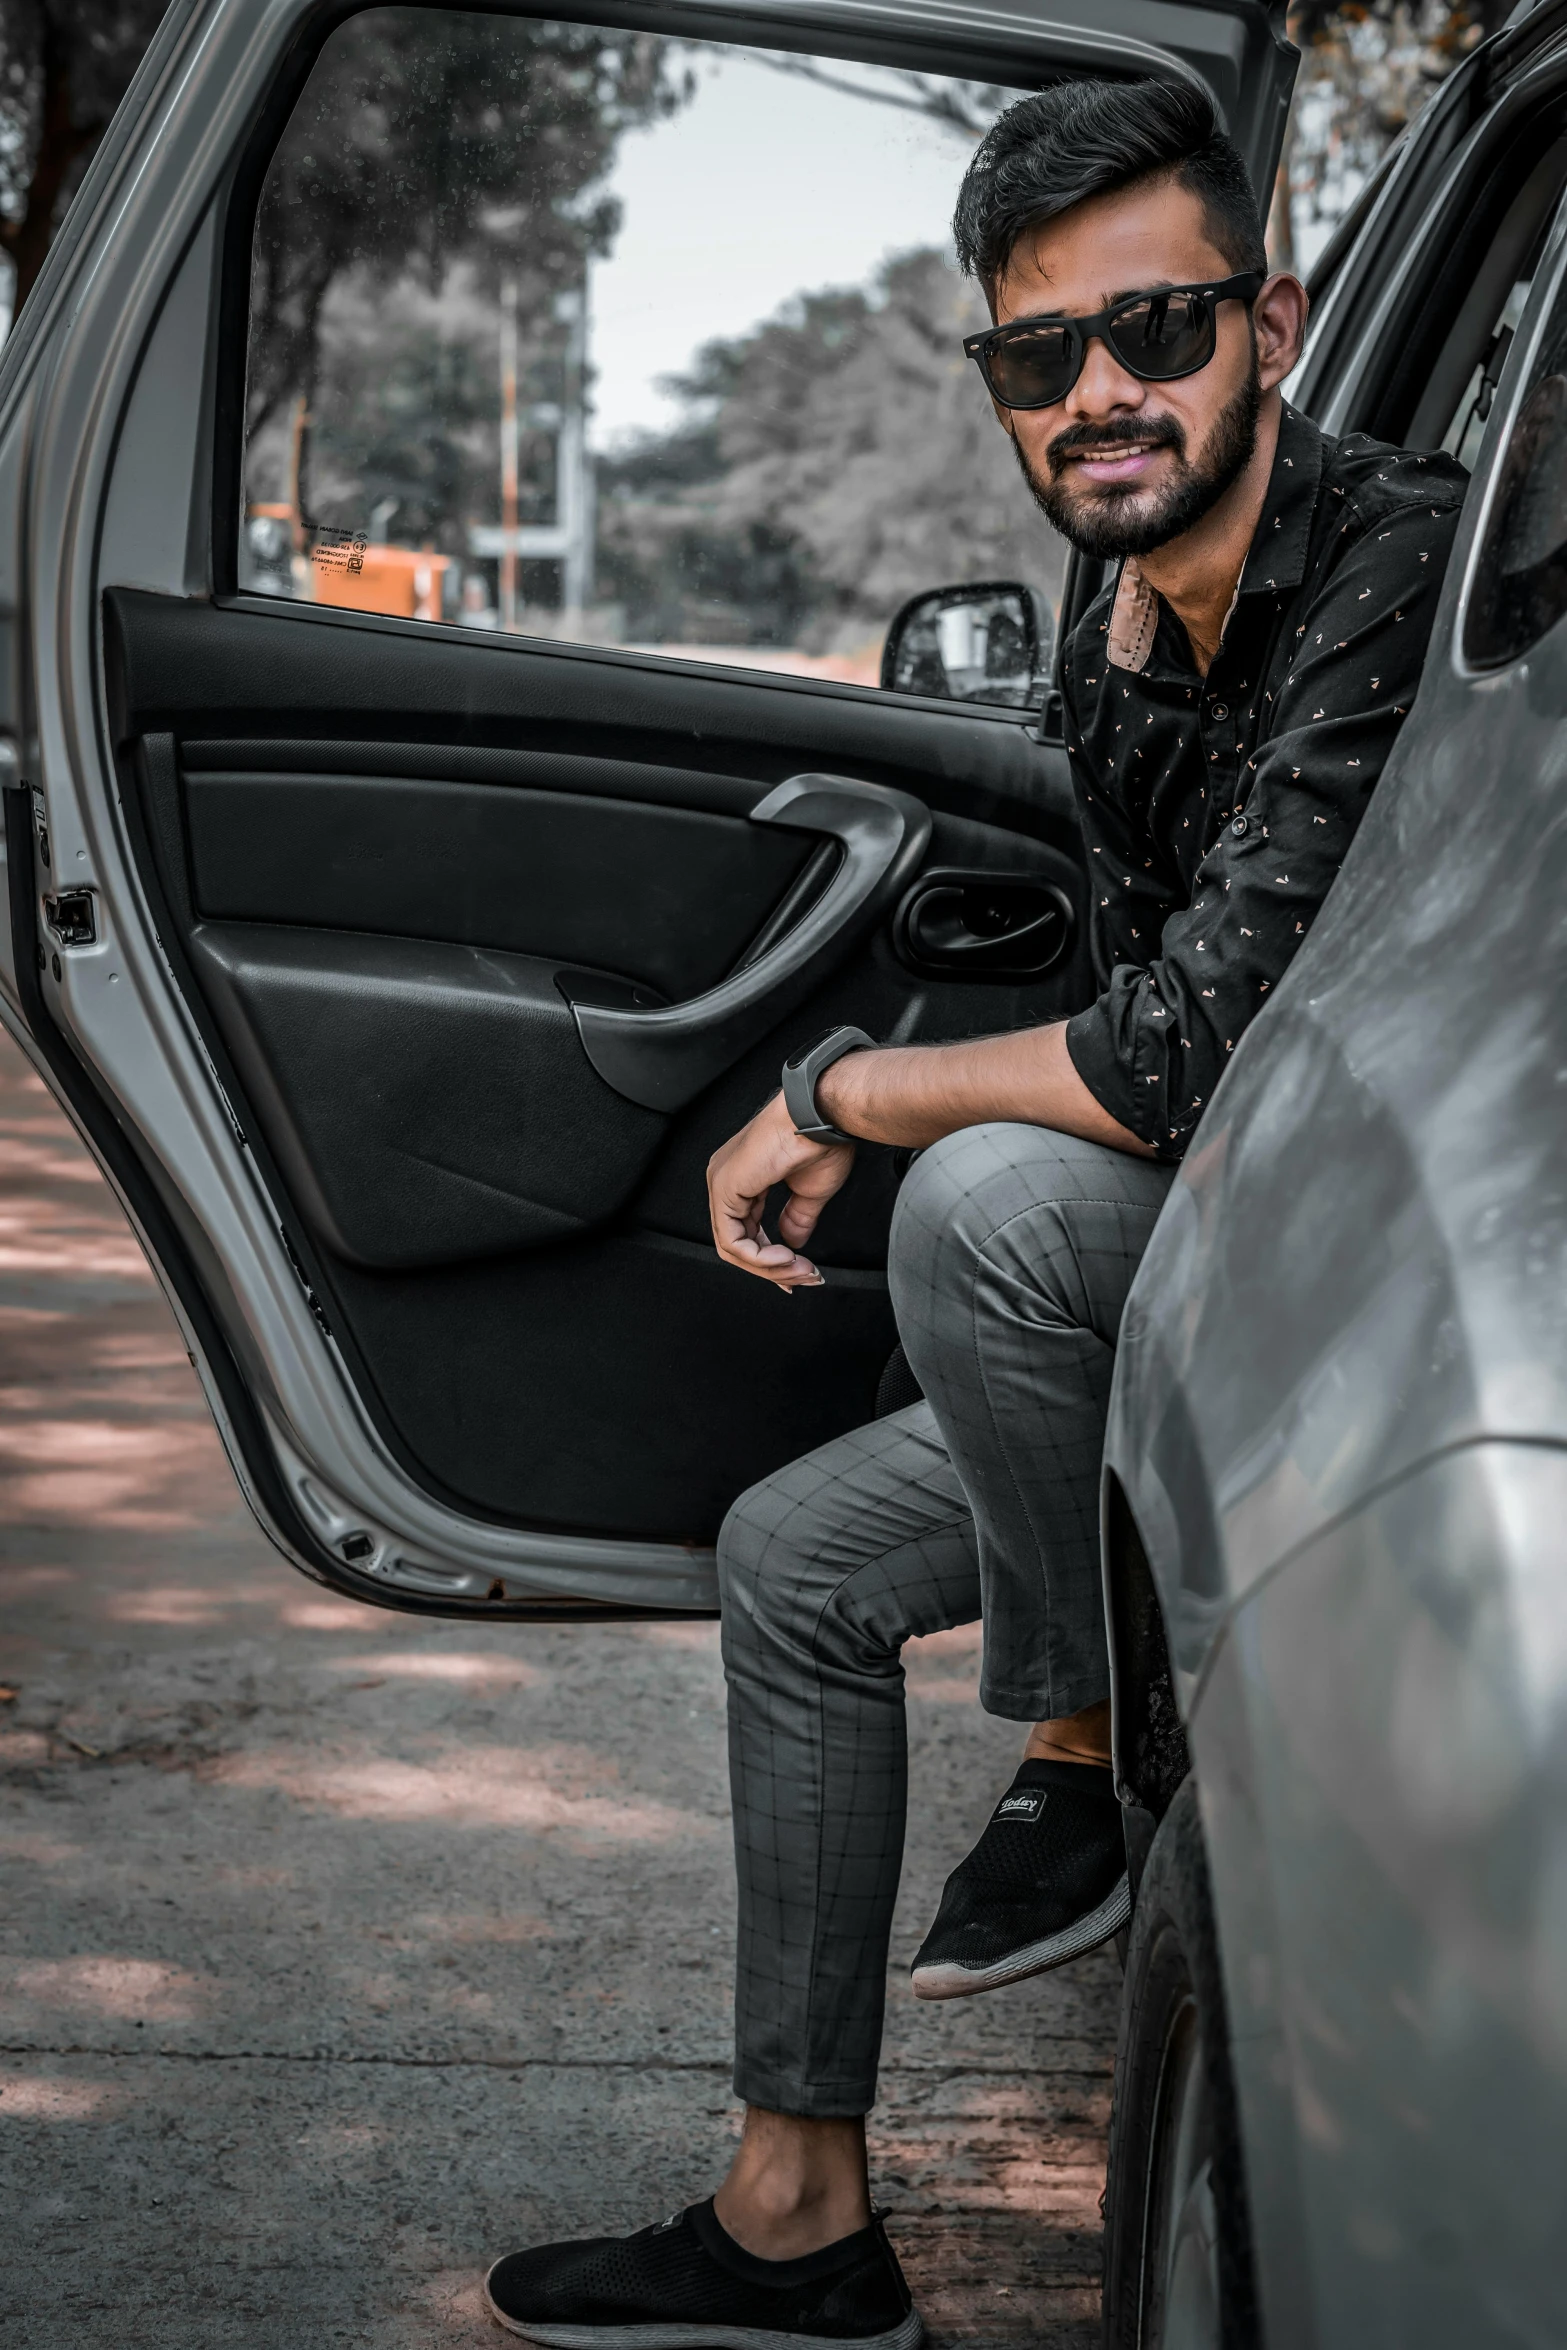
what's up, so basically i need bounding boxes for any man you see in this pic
[484,75,1465,2346]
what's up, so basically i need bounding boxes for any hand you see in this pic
[707,1091,853,1291]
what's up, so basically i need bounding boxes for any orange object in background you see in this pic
[310,542,451,621]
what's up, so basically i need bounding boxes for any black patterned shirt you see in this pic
[1062,401,1468,1159]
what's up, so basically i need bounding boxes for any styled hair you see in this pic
[953,79,1267,300]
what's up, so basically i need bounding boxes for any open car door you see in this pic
[0,0,1295,1617]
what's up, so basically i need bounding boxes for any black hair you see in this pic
[953,79,1267,299]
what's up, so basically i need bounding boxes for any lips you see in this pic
[1068,443,1165,483]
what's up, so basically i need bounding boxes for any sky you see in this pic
[586,51,999,447]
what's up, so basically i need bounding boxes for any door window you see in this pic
[1463,251,1567,670]
[238,7,1059,690]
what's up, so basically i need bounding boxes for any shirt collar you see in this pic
[1105,401,1327,674]
[1239,400,1323,596]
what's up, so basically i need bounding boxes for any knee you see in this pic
[716,1456,900,1679]
[715,1478,773,1620]
[892,1127,992,1251]
[888,1122,1105,1347]
[888,1123,1033,1306]
[716,1470,820,1670]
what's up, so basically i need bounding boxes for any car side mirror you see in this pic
[880,580,1056,709]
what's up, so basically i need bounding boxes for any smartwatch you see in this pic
[782,1026,876,1144]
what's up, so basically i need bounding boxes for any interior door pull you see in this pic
[569,773,930,1112]
[893,868,1074,980]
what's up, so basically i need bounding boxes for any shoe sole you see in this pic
[482,2292,927,2350]
[909,1872,1132,2001]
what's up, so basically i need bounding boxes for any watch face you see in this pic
[786,1026,837,1072]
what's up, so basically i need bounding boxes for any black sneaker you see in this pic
[484,2197,925,2350]
[909,1757,1129,2000]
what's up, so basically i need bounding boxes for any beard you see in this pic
[1016,364,1262,559]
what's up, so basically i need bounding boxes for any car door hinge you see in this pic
[278,1223,332,1338]
[42,888,97,948]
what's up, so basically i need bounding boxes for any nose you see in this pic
[1064,331,1147,420]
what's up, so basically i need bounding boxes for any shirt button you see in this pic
[1210,700,1229,719]
[1231,815,1248,837]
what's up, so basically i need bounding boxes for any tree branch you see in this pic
[733,51,1003,140]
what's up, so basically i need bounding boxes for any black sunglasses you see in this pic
[964,273,1265,411]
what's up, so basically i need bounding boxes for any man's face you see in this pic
[992,177,1262,559]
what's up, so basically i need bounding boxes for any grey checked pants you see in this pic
[717,1124,1174,2116]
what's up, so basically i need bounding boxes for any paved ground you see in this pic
[0,1028,1117,2348]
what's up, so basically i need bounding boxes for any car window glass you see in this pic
[1464,258,1567,670]
[239,7,1061,694]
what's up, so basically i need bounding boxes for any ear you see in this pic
[1254,272,1309,393]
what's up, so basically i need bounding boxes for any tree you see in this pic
[597,248,1065,652]
[0,2,689,357]
[295,275,502,549]
[0,0,169,312]
[1276,0,1515,266]
[248,12,689,443]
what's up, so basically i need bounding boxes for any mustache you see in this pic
[1045,414,1185,472]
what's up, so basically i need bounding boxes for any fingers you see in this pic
[775,1188,828,1250]
[708,1184,822,1289]
[724,1232,825,1290]
[705,1095,853,1290]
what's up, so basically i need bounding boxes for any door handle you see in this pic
[569,773,931,1112]
[893,869,1074,980]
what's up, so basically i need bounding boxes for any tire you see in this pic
[1101,1777,1260,2350]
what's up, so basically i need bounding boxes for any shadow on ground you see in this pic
[0,1033,1115,2347]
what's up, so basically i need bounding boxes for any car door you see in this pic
[0,0,1295,1617]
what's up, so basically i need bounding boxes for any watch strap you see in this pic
[782,1025,876,1144]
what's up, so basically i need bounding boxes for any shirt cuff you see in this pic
[1065,997,1180,1159]
[1065,1000,1141,1131]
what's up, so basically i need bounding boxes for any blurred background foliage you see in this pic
[0,0,166,309]
[247,14,686,443]
[1275,0,1517,268]
[596,252,1043,649]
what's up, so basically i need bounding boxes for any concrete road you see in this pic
[0,1030,1116,2348]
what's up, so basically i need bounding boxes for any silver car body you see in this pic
[1107,79,1567,2350]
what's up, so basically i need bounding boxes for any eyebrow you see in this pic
[1096,282,1184,312]
[1002,280,1187,325]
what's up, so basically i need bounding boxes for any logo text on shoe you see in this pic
[993,1790,1048,1824]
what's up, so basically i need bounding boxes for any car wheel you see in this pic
[1101,1776,1258,2350]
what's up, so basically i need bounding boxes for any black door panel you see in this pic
[104,591,1077,834]
[191,924,667,1270]
[329,1231,899,1542]
[107,587,1093,1543]
[184,766,812,1000]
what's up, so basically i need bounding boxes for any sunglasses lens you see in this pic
[984,320,1077,408]
[1108,291,1213,380]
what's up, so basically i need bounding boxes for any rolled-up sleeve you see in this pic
[1065,498,1462,1156]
